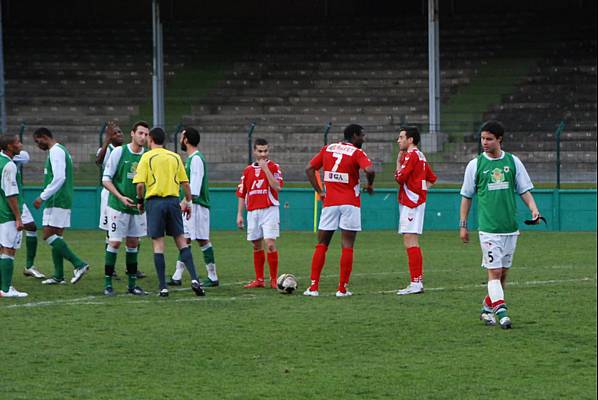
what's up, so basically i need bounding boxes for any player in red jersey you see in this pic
[394,126,437,295]
[236,138,284,289]
[304,124,375,297]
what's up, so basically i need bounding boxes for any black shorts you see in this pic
[145,197,184,238]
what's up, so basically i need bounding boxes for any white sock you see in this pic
[487,279,504,304]
[206,263,218,281]
[172,260,186,280]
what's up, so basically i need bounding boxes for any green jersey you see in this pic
[105,144,144,214]
[0,153,22,223]
[42,144,73,209]
[460,151,533,234]
[185,150,210,208]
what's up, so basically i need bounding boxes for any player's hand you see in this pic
[460,227,469,243]
[121,196,135,208]
[363,184,374,195]
[33,197,43,209]
[137,203,144,214]
[317,190,326,201]
[16,218,24,231]
[257,159,268,169]
[236,215,244,230]
[531,210,541,224]
[181,201,192,220]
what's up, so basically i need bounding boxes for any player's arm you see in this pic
[35,147,66,208]
[306,164,324,197]
[520,191,541,222]
[2,163,23,230]
[459,196,472,243]
[395,154,414,184]
[95,122,116,166]
[236,197,245,230]
[513,156,540,222]
[363,165,375,194]
[258,160,281,192]
[189,156,204,201]
[135,182,145,213]
[459,159,477,243]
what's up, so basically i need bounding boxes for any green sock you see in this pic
[0,257,14,292]
[126,250,138,289]
[202,245,215,265]
[104,275,113,289]
[51,247,65,280]
[26,234,38,268]
[105,250,117,267]
[51,237,85,269]
[104,249,117,289]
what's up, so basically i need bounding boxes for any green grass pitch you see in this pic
[1,230,596,399]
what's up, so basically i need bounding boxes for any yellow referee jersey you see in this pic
[133,147,188,198]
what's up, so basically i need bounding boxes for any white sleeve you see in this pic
[13,150,30,166]
[189,156,204,197]
[513,155,534,194]
[1,161,19,197]
[40,146,66,201]
[101,146,123,182]
[460,158,478,198]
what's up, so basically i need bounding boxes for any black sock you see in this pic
[153,253,166,289]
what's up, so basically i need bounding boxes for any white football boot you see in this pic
[24,266,46,279]
[303,289,320,297]
[396,282,424,295]
[335,290,353,298]
[0,286,29,298]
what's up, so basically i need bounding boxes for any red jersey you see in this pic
[309,142,372,207]
[236,160,284,211]
[395,147,437,208]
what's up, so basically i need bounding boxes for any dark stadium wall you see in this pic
[2,0,594,24]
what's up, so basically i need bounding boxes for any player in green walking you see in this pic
[459,120,542,329]
[32,128,90,285]
[101,121,150,296]
[169,127,219,287]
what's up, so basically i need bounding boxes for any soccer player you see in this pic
[133,127,205,297]
[460,120,542,329]
[12,149,44,279]
[0,135,28,298]
[96,121,124,233]
[236,138,283,289]
[33,128,90,285]
[169,127,219,287]
[304,124,375,297]
[101,122,150,296]
[394,127,437,295]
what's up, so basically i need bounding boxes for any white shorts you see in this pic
[479,232,519,269]
[318,205,361,231]
[0,221,23,249]
[398,203,426,235]
[99,188,110,231]
[22,203,35,225]
[247,206,279,241]
[106,206,147,241]
[183,204,210,241]
[42,207,71,228]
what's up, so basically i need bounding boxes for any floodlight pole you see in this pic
[428,0,440,134]
[0,0,7,134]
[152,0,165,129]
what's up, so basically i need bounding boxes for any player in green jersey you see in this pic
[101,122,150,296]
[169,127,219,288]
[33,128,90,285]
[459,120,542,329]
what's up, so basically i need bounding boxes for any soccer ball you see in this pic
[276,273,298,294]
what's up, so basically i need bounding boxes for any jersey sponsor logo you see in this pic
[251,179,265,189]
[488,167,509,190]
[126,161,139,179]
[324,171,349,183]
[326,143,357,156]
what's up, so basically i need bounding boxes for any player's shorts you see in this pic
[318,205,361,231]
[145,196,184,238]
[21,203,34,225]
[42,207,71,228]
[247,206,279,241]
[0,221,23,249]
[479,232,519,269]
[106,206,147,241]
[183,204,210,241]
[398,203,426,235]
[98,188,110,231]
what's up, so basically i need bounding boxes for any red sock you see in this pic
[309,244,328,290]
[406,246,423,283]
[253,250,265,281]
[267,251,278,281]
[338,247,354,292]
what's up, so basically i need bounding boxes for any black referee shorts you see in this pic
[145,196,184,238]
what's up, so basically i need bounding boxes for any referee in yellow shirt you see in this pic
[133,127,205,297]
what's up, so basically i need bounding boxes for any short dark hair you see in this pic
[131,120,149,133]
[33,127,53,139]
[0,134,18,151]
[149,127,166,145]
[183,127,200,147]
[400,126,420,145]
[343,124,363,141]
[480,120,504,140]
[254,138,268,148]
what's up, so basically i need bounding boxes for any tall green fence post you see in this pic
[247,122,256,165]
[172,123,183,153]
[323,122,331,145]
[553,120,566,231]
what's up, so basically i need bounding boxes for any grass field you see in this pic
[1,230,596,399]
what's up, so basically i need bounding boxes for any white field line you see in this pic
[2,277,594,309]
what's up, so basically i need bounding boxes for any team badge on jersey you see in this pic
[488,168,509,191]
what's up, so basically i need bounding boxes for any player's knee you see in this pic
[109,241,122,249]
